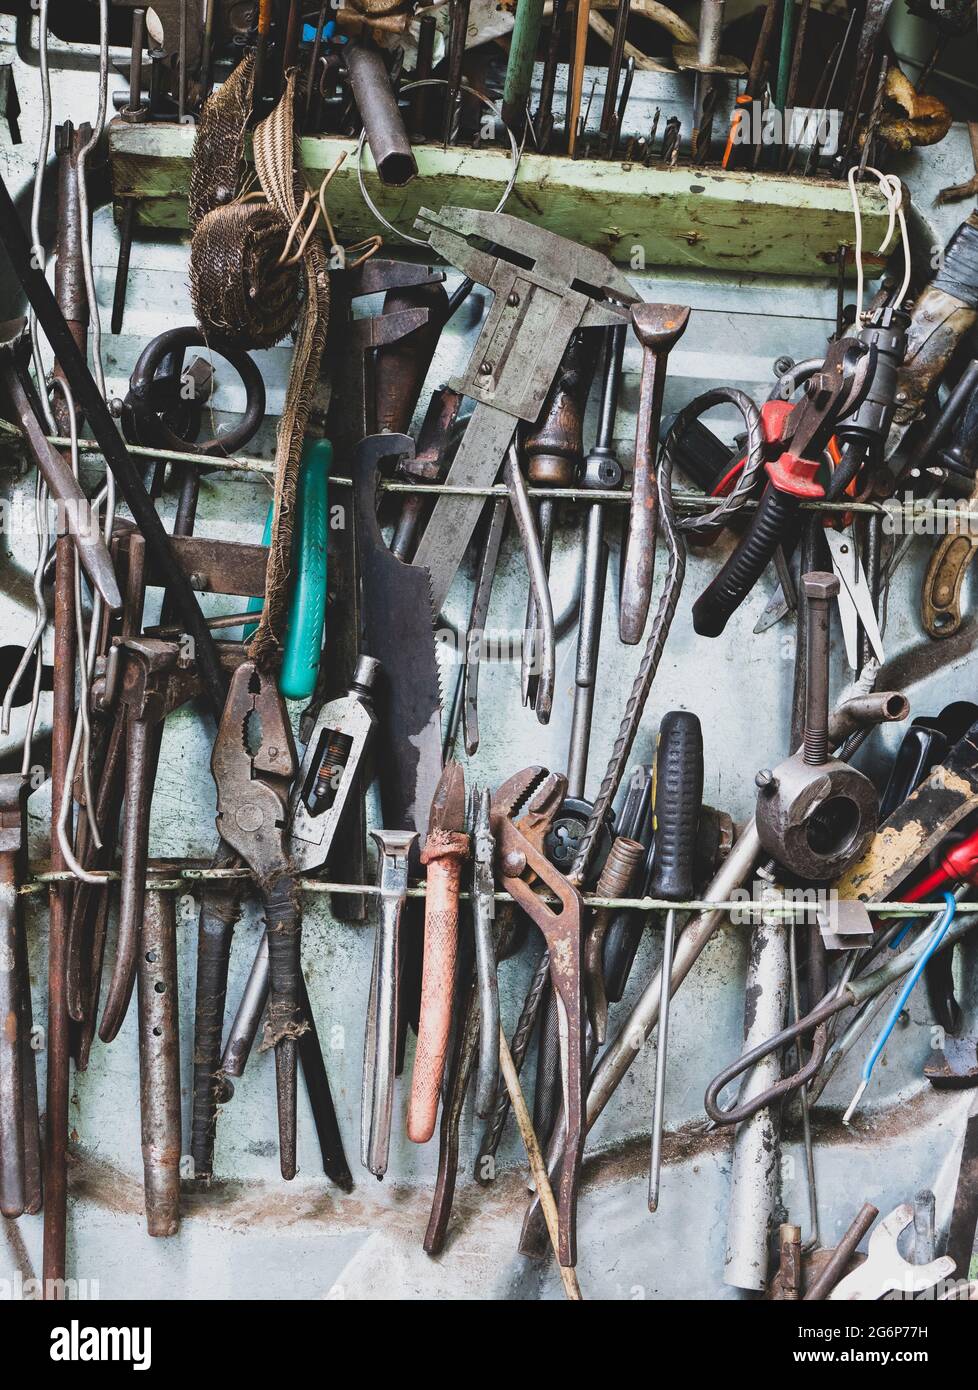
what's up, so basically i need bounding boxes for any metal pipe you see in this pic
[346,43,418,186]
[502,0,547,136]
[722,896,789,1291]
[137,890,181,1236]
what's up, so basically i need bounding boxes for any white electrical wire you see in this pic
[28,0,55,434]
[847,165,911,321]
[49,376,101,853]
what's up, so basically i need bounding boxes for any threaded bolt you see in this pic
[802,571,839,767]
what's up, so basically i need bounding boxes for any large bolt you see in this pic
[802,571,839,766]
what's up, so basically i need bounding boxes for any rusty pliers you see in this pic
[212,660,301,1179]
[491,768,585,1267]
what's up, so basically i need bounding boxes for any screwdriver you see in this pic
[648,710,704,1213]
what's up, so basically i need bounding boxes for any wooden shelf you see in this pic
[109,119,891,280]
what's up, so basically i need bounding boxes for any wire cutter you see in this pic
[491,767,585,1267]
[212,659,301,1179]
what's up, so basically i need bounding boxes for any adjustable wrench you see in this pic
[492,768,585,1267]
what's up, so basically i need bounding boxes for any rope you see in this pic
[188,58,332,670]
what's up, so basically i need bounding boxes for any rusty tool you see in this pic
[834,0,894,173]
[443,0,472,143]
[522,330,600,712]
[217,927,353,1191]
[567,324,625,794]
[212,660,300,1178]
[0,168,228,717]
[804,1203,879,1300]
[362,829,418,1178]
[0,319,120,611]
[390,387,464,564]
[828,1203,954,1300]
[598,0,631,149]
[44,530,75,1296]
[0,774,39,1220]
[53,121,91,410]
[374,281,448,438]
[619,303,690,644]
[137,888,181,1236]
[188,840,244,1180]
[99,638,204,1044]
[674,0,745,162]
[408,761,469,1144]
[471,785,499,1115]
[492,768,585,1266]
[535,0,569,150]
[346,40,418,186]
[582,834,645,1045]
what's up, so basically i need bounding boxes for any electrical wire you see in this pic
[847,165,911,322]
[842,891,958,1125]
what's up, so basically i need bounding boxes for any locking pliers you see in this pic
[212,660,301,1178]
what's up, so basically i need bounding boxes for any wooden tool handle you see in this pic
[408,830,469,1143]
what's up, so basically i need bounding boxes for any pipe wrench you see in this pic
[491,767,584,1267]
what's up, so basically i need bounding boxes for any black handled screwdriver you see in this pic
[648,711,704,1212]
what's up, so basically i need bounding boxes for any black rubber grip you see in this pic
[692,482,800,637]
[649,711,704,902]
[933,214,978,308]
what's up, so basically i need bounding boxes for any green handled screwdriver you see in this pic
[246,437,332,700]
[648,710,704,1213]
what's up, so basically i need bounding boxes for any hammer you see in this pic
[0,318,120,611]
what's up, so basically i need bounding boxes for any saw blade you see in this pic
[353,435,444,840]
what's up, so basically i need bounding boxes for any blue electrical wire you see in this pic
[843,890,958,1125]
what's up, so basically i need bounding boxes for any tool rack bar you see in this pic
[44,434,976,521]
[17,867,977,919]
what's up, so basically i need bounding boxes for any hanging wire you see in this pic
[847,165,911,319]
[49,375,100,852]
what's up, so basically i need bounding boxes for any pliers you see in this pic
[212,660,301,1179]
[491,767,585,1267]
[692,335,876,638]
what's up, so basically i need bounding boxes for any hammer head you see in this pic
[0,317,30,366]
[630,302,691,352]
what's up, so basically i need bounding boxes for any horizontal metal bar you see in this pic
[20,866,971,918]
[44,434,967,520]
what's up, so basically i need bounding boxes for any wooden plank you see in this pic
[109,119,891,279]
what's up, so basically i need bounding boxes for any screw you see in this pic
[507,291,520,307]
[479,361,493,376]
